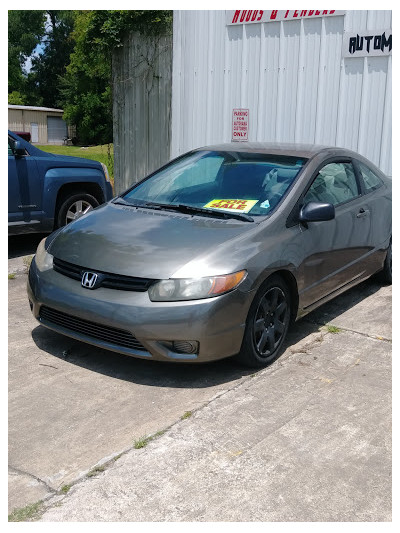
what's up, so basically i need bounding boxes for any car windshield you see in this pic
[121,151,307,217]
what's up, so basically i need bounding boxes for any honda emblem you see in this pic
[81,271,98,289]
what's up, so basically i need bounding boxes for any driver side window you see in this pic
[8,138,15,156]
[304,162,359,206]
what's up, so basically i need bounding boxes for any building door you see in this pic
[47,116,67,144]
[31,122,39,143]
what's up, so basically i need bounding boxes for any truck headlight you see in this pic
[35,238,53,272]
[148,270,247,301]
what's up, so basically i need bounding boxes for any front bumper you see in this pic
[27,259,254,363]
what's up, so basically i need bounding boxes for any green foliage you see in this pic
[60,10,172,145]
[8,91,25,105]
[8,10,46,93]
[8,10,172,144]
[26,11,75,108]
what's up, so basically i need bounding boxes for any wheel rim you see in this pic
[65,200,93,224]
[253,287,289,358]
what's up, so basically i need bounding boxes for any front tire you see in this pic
[379,239,392,284]
[236,275,292,368]
[56,192,99,228]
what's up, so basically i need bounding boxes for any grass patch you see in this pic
[133,429,166,450]
[181,411,192,420]
[87,465,105,478]
[8,273,16,279]
[60,484,72,494]
[36,144,114,182]
[134,436,151,449]
[113,453,123,462]
[23,255,33,271]
[326,325,341,334]
[8,500,43,522]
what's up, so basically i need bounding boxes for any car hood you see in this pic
[49,202,255,279]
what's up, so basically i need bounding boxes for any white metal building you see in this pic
[8,105,68,145]
[113,10,392,192]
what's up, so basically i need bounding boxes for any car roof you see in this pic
[194,142,354,159]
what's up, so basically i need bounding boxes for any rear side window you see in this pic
[357,161,383,192]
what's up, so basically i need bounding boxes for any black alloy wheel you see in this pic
[236,275,292,368]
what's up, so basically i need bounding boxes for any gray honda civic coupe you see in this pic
[27,143,392,368]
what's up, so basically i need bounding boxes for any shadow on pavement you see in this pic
[31,277,385,388]
[8,233,48,259]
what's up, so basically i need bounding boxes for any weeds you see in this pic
[8,501,43,522]
[326,325,341,334]
[60,484,72,494]
[8,273,16,279]
[87,465,105,478]
[181,411,192,420]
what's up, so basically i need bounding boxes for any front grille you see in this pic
[39,306,147,352]
[53,257,155,292]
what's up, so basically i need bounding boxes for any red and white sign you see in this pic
[232,109,249,141]
[226,10,345,25]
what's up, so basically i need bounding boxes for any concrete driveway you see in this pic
[8,234,391,521]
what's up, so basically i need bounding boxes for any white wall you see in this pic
[171,10,391,175]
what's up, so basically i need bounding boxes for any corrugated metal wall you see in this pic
[171,10,392,176]
[8,108,65,144]
[113,31,173,194]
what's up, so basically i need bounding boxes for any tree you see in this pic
[26,11,75,108]
[8,10,46,94]
[59,10,172,145]
[8,91,25,105]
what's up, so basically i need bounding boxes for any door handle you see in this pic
[356,208,370,218]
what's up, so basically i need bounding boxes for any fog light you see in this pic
[172,341,199,354]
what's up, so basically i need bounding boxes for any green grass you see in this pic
[36,144,114,182]
[8,273,16,279]
[326,325,341,334]
[181,411,192,420]
[8,501,43,522]
[60,484,72,494]
[134,436,151,449]
[87,465,106,478]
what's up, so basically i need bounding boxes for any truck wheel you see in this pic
[235,275,291,368]
[56,192,99,228]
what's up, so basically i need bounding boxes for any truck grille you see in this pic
[53,257,156,292]
[39,306,147,352]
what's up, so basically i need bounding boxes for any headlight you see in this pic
[101,162,111,182]
[148,270,247,301]
[35,238,53,272]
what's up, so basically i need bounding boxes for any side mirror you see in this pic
[13,141,26,157]
[299,201,335,223]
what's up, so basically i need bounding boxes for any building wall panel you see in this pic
[171,10,392,176]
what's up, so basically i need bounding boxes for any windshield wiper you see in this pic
[114,199,254,221]
[140,202,254,222]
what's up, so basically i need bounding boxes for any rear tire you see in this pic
[56,192,99,228]
[235,275,292,368]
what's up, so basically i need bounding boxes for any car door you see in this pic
[296,159,372,310]
[8,135,42,229]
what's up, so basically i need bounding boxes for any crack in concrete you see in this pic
[9,465,57,496]
[305,319,392,343]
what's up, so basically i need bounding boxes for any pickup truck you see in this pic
[8,131,114,235]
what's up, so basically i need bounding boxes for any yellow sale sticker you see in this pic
[203,199,258,213]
